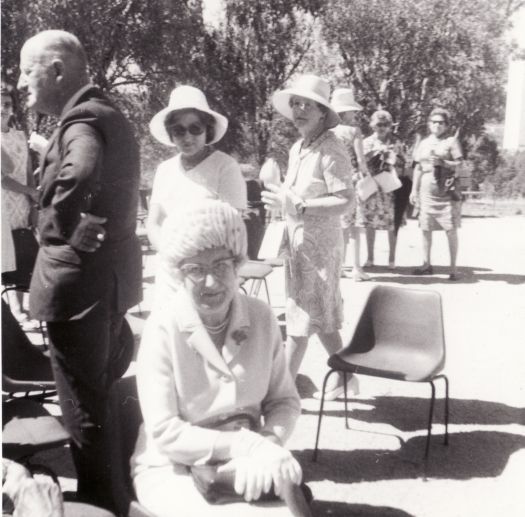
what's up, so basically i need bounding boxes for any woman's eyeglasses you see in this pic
[180,257,236,283]
[168,123,205,138]
[289,99,315,111]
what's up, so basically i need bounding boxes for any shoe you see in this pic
[353,270,371,282]
[412,265,433,275]
[448,272,459,281]
[388,261,396,271]
[363,260,373,268]
[313,376,360,401]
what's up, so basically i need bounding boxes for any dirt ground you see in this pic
[34,214,525,516]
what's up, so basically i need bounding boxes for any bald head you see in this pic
[18,30,90,116]
[23,30,88,73]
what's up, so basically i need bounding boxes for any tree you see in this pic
[199,0,322,163]
[320,0,513,147]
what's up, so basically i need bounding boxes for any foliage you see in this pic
[201,0,320,163]
[320,0,512,146]
[485,150,525,197]
[1,0,521,186]
[464,133,501,189]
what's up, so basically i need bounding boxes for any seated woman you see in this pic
[131,200,308,516]
[147,85,247,250]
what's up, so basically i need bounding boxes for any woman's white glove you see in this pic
[218,429,302,502]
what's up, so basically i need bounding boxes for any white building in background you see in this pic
[503,59,525,150]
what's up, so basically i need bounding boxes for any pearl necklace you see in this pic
[203,315,231,335]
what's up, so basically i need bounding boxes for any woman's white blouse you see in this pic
[131,291,300,474]
[150,150,247,212]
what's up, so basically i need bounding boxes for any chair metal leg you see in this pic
[262,279,271,306]
[441,375,450,445]
[343,372,349,429]
[425,380,436,460]
[312,369,338,462]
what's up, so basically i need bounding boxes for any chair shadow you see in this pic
[368,266,525,285]
[302,396,525,430]
[296,430,525,483]
[312,501,415,517]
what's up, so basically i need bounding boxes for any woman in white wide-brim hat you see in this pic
[146,85,246,250]
[331,87,372,283]
[262,74,356,401]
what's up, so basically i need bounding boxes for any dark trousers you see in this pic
[46,294,133,509]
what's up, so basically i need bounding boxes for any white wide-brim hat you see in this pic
[272,74,340,129]
[150,85,228,146]
[331,87,363,113]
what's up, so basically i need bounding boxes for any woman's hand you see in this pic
[429,154,444,167]
[409,191,419,206]
[28,132,49,156]
[221,429,303,501]
[26,187,39,203]
[262,184,303,216]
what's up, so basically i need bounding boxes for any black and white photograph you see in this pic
[1,1,524,516]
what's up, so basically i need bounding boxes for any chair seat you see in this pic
[238,261,273,279]
[3,375,56,393]
[64,502,116,517]
[329,346,444,382]
[2,399,70,460]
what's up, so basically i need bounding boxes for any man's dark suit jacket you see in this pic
[30,85,142,321]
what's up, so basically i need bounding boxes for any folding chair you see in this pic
[238,260,274,305]
[313,285,449,463]
[2,299,56,401]
[2,397,70,464]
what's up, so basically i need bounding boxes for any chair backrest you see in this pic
[1,300,54,386]
[106,376,143,517]
[350,285,446,374]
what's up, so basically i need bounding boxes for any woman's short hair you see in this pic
[1,81,17,128]
[165,108,216,144]
[370,110,393,127]
[159,200,247,272]
[429,108,451,125]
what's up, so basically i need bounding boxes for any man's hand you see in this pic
[69,212,107,252]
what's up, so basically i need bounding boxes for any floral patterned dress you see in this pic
[356,133,405,230]
[331,124,360,231]
[283,130,352,337]
[1,128,31,230]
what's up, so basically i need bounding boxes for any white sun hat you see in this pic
[272,74,340,129]
[150,85,229,147]
[331,87,363,113]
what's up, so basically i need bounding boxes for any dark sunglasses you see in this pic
[375,122,391,127]
[168,123,205,138]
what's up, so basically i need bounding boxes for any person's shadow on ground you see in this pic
[362,266,525,285]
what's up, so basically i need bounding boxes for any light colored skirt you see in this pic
[134,465,292,517]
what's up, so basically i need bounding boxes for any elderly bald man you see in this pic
[18,30,142,508]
